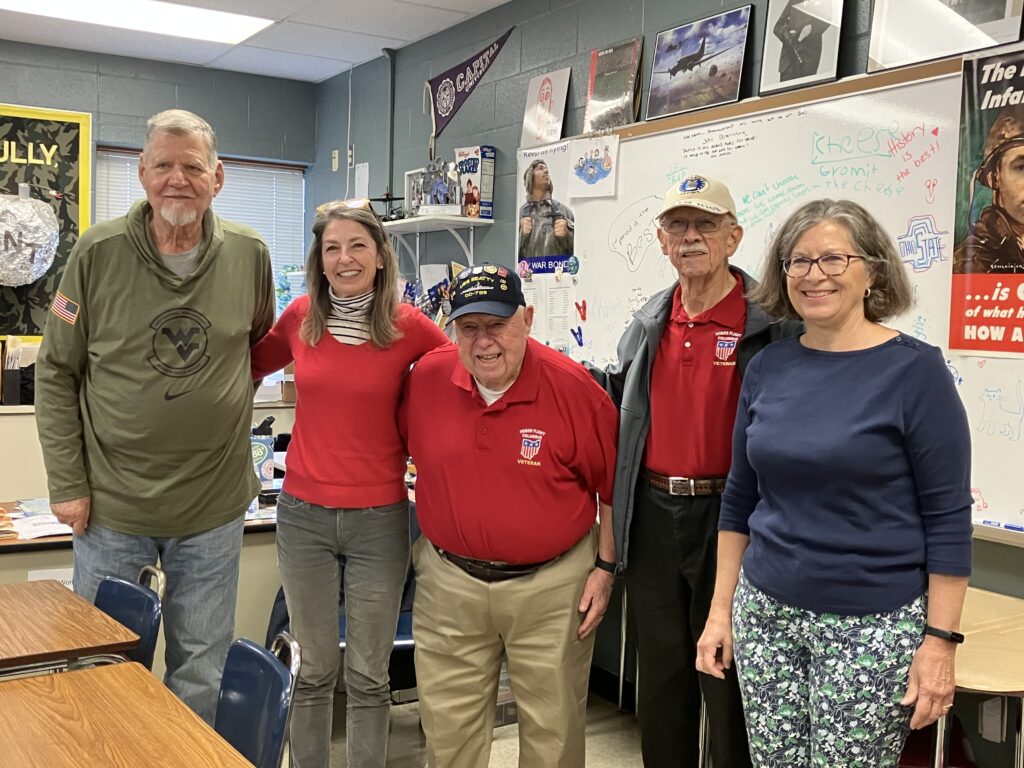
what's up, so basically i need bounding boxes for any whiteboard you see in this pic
[570,65,1024,534]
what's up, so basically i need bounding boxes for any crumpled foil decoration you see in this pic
[0,193,60,287]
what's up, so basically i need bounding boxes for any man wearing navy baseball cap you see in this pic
[402,262,619,767]
[589,175,800,767]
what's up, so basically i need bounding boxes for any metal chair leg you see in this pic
[931,713,950,768]
[699,696,711,768]
[1015,696,1023,768]
[618,587,627,712]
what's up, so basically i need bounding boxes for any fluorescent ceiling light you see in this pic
[0,0,273,45]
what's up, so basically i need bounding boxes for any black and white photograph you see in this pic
[646,6,752,120]
[868,0,1023,72]
[759,0,843,94]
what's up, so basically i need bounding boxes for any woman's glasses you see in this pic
[781,253,863,278]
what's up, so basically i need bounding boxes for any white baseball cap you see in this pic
[659,175,737,219]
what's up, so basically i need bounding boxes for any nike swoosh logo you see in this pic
[164,390,193,401]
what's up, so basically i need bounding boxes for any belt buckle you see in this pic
[667,476,695,496]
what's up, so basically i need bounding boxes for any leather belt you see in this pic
[645,470,727,496]
[435,545,553,583]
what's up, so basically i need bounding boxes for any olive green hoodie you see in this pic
[35,200,275,536]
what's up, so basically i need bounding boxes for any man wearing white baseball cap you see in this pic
[590,175,800,767]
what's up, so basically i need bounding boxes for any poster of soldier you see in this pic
[1,104,91,334]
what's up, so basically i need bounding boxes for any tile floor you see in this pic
[284,691,643,767]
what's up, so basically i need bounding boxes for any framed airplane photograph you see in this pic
[868,0,1023,72]
[760,0,844,95]
[646,6,753,121]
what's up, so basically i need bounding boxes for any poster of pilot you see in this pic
[759,0,843,95]
[516,141,575,268]
[646,6,752,120]
[948,44,1024,356]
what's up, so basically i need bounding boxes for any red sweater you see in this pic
[252,297,449,508]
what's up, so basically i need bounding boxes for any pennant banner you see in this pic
[425,27,514,157]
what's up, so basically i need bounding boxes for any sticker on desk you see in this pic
[27,568,74,590]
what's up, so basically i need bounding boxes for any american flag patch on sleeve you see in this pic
[50,291,80,326]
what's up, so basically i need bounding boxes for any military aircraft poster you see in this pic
[646,6,752,120]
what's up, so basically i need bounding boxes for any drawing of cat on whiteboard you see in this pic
[978,380,1024,440]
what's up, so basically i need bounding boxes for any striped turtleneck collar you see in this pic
[327,288,374,344]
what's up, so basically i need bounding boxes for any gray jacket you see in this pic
[588,267,802,571]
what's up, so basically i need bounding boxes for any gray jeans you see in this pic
[275,491,410,768]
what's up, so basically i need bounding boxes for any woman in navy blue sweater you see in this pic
[696,199,972,767]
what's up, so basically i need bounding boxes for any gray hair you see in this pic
[300,204,401,349]
[751,199,913,323]
[144,109,218,167]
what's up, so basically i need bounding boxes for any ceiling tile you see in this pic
[401,0,508,13]
[291,0,466,41]
[161,0,319,22]
[209,45,353,82]
[0,11,231,66]
[244,20,407,63]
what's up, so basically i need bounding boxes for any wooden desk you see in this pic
[0,579,138,671]
[960,587,1024,768]
[935,587,1024,768]
[0,662,253,767]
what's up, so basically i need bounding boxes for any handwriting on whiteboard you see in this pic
[607,196,662,272]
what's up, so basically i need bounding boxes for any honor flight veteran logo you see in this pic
[148,307,211,378]
[518,428,546,466]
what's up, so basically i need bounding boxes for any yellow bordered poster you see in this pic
[1,103,91,334]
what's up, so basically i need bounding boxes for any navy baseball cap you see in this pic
[447,263,526,322]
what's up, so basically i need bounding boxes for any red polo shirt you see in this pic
[401,338,618,563]
[644,276,746,477]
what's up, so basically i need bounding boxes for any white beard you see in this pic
[159,203,199,228]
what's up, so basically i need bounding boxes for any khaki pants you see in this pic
[412,527,598,768]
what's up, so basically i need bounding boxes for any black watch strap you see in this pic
[924,625,965,644]
[594,556,617,575]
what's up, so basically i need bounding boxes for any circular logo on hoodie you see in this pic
[148,307,211,377]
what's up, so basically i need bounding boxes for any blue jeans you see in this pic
[276,491,410,768]
[72,516,244,724]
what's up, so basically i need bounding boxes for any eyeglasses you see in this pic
[781,253,863,278]
[660,216,727,235]
[316,197,384,225]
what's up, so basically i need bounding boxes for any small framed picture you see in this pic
[646,6,753,121]
[868,0,1023,73]
[759,0,844,95]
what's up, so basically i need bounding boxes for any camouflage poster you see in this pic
[1,104,91,334]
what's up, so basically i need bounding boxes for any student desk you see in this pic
[0,661,252,767]
[943,587,1024,768]
[0,579,138,673]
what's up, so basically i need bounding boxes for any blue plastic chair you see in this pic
[215,632,301,768]
[92,564,166,670]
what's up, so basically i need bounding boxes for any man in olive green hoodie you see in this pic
[35,109,275,723]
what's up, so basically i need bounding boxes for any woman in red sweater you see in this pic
[251,200,448,768]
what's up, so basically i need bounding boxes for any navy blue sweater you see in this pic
[719,334,973,616]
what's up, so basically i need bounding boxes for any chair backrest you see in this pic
[93,573,163,670]
[215,633,300,768]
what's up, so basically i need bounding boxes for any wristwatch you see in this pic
[594,556,617,575]
[924,625,965,644]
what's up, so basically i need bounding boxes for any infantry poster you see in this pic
[1,104,91,335]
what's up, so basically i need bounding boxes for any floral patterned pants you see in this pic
[731,573,927,768]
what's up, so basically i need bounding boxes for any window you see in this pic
[95,150,306,313]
